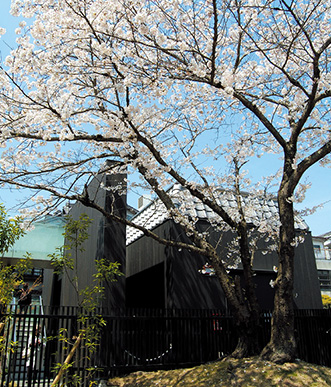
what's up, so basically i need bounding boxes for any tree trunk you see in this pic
[230,225,262,358]
[260,278,296,363]
[208,235,262,358]
[261,187,296,363]
[51,333,83,387]
[231,313,261,358]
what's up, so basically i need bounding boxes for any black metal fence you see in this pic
[1,306,331,386]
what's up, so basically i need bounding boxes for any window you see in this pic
[327,246,331,260]
[317,270,331,289]
[314,244,325,259]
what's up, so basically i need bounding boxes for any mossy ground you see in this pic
[108,357,331,386]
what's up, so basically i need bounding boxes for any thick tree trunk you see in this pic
[210,259,261,358]
[260,278,296,363]
[261,186,296,363]
[231,312,261,358]
[230,225,262,358]
[207,226,262,358]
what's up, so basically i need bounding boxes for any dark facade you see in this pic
[51,167,127,309]
[47,169,322,311]
[126,219,323,310]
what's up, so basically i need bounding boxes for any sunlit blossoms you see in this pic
[0,0,331,362]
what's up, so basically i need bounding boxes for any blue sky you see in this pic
[0,0,330,236]
[0,1,20,56]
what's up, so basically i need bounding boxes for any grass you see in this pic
[108,357,331,386]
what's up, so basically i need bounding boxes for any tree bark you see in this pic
[210,247,261,358]
[232,317,261,358]
[261,186,296,363]
[230,223,262,358]
[51,333,83,387]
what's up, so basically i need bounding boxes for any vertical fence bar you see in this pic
[3,307,331,386]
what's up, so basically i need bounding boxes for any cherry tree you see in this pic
[0,0,330,362]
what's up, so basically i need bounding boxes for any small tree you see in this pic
[0,204,31,377]
[49,213,122,386]
[0,203,29,307]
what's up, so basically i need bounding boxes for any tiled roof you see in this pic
[126,185,308,245]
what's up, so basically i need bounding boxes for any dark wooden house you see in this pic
[126,186,322,310]
[48,171,322,311]
[46,164,128,309]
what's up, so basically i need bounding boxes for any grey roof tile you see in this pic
[126,185,308,245]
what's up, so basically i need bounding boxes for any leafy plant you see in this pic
[0,204,30,307]
[0,205,32,377]
[49,213,122,386]
[322,294,331,309]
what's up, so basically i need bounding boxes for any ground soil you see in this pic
[108,357,331,386]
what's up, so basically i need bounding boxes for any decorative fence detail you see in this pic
[1,307,331,386]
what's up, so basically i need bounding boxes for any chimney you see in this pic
[138,195,152,210]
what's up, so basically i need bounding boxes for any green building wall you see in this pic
[4,215,65,268]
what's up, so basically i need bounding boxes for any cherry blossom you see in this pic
[0,0,330,363]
